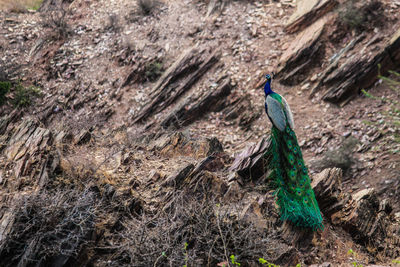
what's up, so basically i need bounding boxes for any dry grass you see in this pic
[101,179,276,266]
[0,187,99,266]
[41,5,71,40]
[0,0,42,12]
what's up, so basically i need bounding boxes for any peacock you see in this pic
[263,74,323,230]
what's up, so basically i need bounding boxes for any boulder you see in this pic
[285,0,337,34]
[278,16,330,85]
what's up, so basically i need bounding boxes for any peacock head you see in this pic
[264,74,273,95]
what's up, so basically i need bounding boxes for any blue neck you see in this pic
[264,81,274,96]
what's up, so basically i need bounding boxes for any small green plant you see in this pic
[230,255,241,266]
[259,258,279,267]
[12,83,42,107]
[183,242,189,267]
[392,258,400,264]
[347,249,363,267]
[0,81,11,106]
[144,61,163,82]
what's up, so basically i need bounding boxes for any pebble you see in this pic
[301,83,310,90]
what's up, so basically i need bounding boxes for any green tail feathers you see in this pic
[266,125,323,230]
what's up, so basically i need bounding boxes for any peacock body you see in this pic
[263,74,323,230]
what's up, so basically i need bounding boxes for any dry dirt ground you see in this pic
[2,0,397,204]
[0,0,400,265]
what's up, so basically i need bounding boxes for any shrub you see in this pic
[41,6,71,40]
[106,182,276,266]
[0,81,11,106]
[137,0,155,15]
[0,187,99,267]
[338,1,365,30]
[338,0,384,31]
[11,83,42,107]
[144,61,163,81]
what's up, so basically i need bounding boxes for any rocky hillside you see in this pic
[0,0,400,266]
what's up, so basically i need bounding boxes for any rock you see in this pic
[191,154,225,174]
[0,119,62,263]
[251,24,258,37]
[309,263,332,267]
[0,115,10,135]
[152,132,223,159]
[331,188,390,250]
[5,120,52,180]
[161,76,233,129]
[312,168,344,217]
[229,137,271,181]
[74,129,91,145]
[285,0,338,34]
[301,83,310,90]
[312,168,400,258]
[206,0,225,17]
[395,212,400,222]
[277,16,329,85]
[310,136,358,173]
[310,74,318,82]
[311,27,400,103]
[54,130,73,147]
[223,94,261,129]
[223,180,243,201]
[132,47,220,123]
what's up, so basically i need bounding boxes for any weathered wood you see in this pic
[161,76,232,129]
[285,0,337,34]
[133,47,220,123]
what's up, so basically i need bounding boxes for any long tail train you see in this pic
[266,125,323,230]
